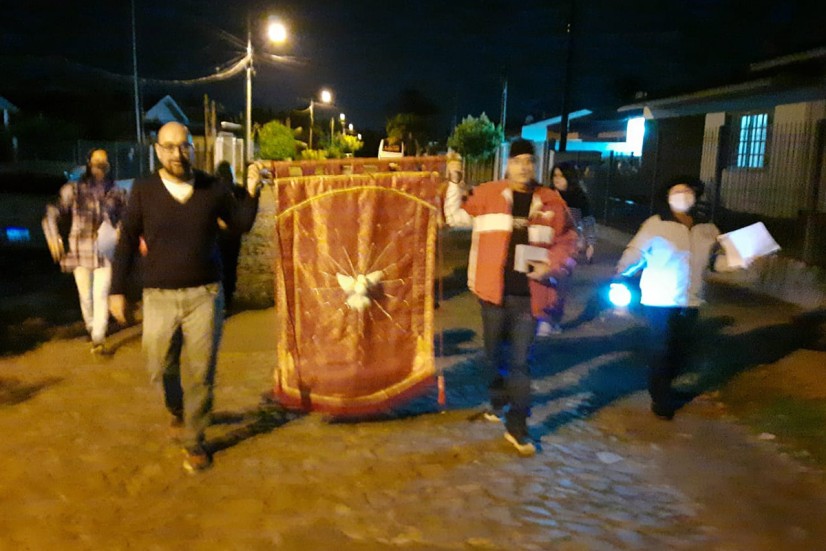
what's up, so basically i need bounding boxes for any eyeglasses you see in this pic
[156,142,194,155]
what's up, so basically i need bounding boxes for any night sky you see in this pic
[1,0,824,137]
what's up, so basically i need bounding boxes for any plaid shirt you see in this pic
[46,178,127,272]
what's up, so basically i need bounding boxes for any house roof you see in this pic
[521,109,592,141]
[521,108,645,142]
[144,95,189,124]
[619,46,826,119]
[0,96,19,112]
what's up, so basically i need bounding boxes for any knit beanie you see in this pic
[508,139,535,158]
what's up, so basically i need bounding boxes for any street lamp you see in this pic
[328,112,346,146]
[245,18,287,165]
[308,88,332,150]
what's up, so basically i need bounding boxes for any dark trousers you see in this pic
[643,305,698,412]
[480,295,537,437]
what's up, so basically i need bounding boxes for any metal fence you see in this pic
[704,121,826,219]
[464,157,496,187]
[76,140,152,180]
[705,120,826,265]
[565,152,651,234]
[571,120,826,266]
[7,137,215,181]
[77,139,212,180]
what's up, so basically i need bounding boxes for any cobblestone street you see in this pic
[1,230,825,550]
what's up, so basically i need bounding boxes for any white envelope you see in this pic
[717,222,780,268]
[514,244,549,273]
[527,224,553,244]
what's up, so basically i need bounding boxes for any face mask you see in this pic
[668,192,695,213]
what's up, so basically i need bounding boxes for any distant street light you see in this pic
[332,112,345,145]
[245,17,288,165]
[308,88,332,150]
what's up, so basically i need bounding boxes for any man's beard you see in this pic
[164,159,192,179]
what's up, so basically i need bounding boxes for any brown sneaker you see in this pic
[91,342,113,356]
[182,449,212,474]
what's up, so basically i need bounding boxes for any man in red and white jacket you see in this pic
[444,139,577,456]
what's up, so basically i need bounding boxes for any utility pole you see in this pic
[499,76,508,132]
[131,0,143,174]
[243,13,253,190]
[559,0,576,152]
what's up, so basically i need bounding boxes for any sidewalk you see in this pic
[1,231,826,550]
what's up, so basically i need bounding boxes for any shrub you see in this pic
[447,113,503,161]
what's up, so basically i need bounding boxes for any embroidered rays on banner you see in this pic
[271,172,440,415]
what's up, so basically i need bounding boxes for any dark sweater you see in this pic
[111,170,259,294]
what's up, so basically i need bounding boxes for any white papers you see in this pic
[514,244,549,273]
[717,222,780,268]
[527,224,553,244]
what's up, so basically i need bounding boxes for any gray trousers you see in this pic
[142,284,224,452]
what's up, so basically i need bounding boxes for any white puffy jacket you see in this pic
[617,215,727,307]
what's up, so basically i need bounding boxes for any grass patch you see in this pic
[731,395,826,468]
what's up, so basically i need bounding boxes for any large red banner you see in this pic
[271,172,440,415]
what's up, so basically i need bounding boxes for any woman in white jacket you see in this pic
[616,177,727,420]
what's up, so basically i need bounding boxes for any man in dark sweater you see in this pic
[109,122,260,473]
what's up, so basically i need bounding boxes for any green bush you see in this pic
[299,149,328,160]
[447,113,503,161]
[326,134,364,159]
[258,120,297,160]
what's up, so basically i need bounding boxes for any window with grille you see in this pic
[735,113,769,168]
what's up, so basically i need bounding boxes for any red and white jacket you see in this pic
[444,180,577,318]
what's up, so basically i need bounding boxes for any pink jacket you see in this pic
[444,180,578,317]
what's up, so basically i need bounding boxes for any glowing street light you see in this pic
[267,19,287,43]
[308,88,332,150]
[245,17,288,164]
[332,112,345,144]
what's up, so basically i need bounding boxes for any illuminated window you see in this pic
[4,227,31,243]
[735,113,769,168]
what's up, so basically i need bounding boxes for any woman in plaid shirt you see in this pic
[44,149,127,354]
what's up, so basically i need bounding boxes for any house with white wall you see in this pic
[620,46,826,219]
[618,46,826,264]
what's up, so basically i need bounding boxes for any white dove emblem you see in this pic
[336,271,384,312]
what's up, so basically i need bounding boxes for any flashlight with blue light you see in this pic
[604,271,640,316]
[608,280,633,308]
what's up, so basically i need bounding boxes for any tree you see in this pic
[326,134,364,159]
[384,88,440,156]
[447,113,503,161]
[258,120,298,160]
[386,113,427,157]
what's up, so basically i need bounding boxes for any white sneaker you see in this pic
[504,431,537,457]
